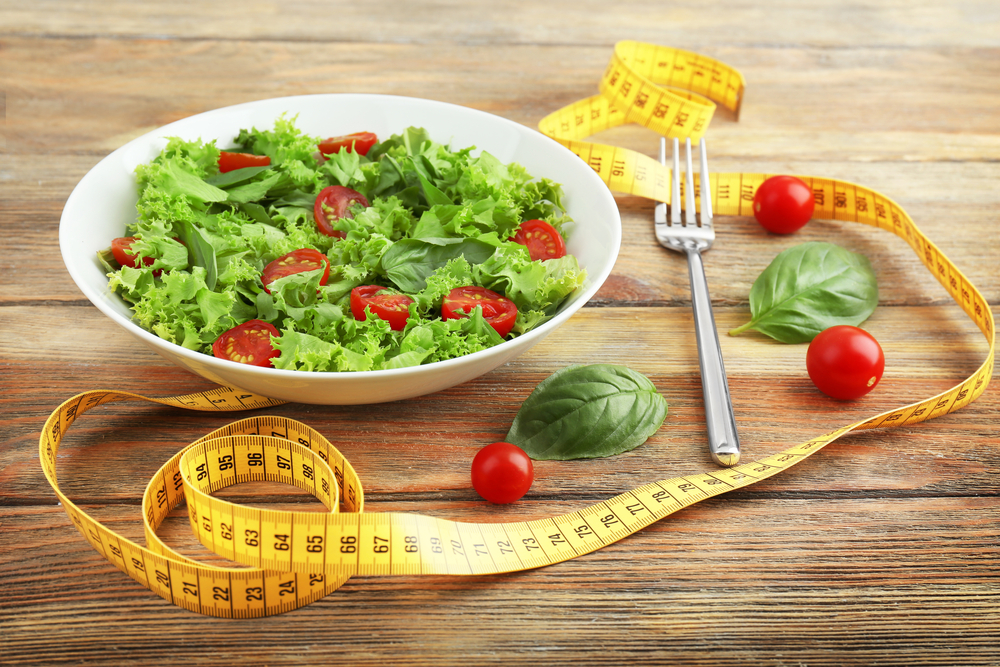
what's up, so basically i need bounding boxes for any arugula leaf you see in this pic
[729,241,879,344]
[205,165,273,188]
[505,365,668,460]
[176,220,219,291]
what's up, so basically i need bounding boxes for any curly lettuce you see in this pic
[102,117,586,372]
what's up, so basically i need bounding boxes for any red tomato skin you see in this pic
[511,219,566,261]
[314,186,370,238]
[218,151,271,173]
[753,175,815,234]
[471,442,534,504]
[806,326,885,400]
[212,319,281,367]
[261,249,330,294]
[350,286,414,331]
[318,132,378,157]
[441,286,518,338]
[111,237,155,269]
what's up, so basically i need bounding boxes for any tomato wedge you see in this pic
[318,132,378,157]
[441,286,518,338]
[218,151,271,173]
[510,219,566,261]
[212,319,280,367]
[314,186,370,238]
[261,249,330,293]
[110,236,155,269]
[350,285,414,331]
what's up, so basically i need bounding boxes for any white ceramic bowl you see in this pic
[60,94,621,404]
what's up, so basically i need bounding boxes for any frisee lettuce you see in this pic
[104,117,586,371]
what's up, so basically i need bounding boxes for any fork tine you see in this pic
[671,138,681,224]
[684,138,696,226]
[699,138,713,226]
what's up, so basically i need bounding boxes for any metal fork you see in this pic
[655,137,741,467]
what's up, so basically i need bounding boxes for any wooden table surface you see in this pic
[2,2,998,665]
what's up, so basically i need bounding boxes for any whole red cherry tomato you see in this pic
[314,185,370,238]
[260,249,330,294]
[510,219,566,261]
[441,286,518,338]
[318,132,378,157]
[753,175,815,234]
[350,285,414,331]
[212,319,281,367]
[806,325,885,400]
[471,442,534,504]
[218,151,271,173]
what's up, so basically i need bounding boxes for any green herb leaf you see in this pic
[382,238,496,292]
[505,364,668,460]
[729,241,879,344]
[176,220,219,291]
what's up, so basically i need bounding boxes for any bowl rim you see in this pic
[59,93,622,385]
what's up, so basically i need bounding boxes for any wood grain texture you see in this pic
[1,1,998,665]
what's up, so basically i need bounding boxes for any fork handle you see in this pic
[685,247,741,467]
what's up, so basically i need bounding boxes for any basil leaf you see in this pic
[382,238,496,292]
[729,241,878,344]
[505,364,668,460]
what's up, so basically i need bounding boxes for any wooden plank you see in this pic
[1,498,998,665]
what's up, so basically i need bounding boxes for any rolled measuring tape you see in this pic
[40,42,994,618]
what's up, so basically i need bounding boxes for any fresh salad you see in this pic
[100,117,586,372]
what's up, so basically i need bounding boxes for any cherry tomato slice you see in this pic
[752,175,815,234]
[314,185,370,238]
[510,219,566,261]
[471,442,534,504]
[261,248,330,294]
[350,285,414,331]
[441,286,518,338]
[806,325,885,400]
[110,236,155,269]
[218,151,271,173]
[212,319,281,367]
[318,132,378,157]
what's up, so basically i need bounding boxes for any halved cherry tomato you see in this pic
[218,151,271,173]
[110,236,155,269]
[806,325,885,400]
[314,185,370,238]
[753,175,815,234]
[350,285,414,331]
[471,442,534,504]
[318,132,378,157]
[212,319,280,367]
[442,286,518,338]
[510,219,566,261]
[261,249,330,294]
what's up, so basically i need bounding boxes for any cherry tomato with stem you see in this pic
[260,248,330,294]
[806,325,885,400]
[218,151,271,173]
[314,185,370,238]
[318,132,378,157]
[471,442,534,504]
[753,175,815,234]
[441,286,518,338]
[212,319,281,367]
[350,285,414,331]
[510,219,566,261]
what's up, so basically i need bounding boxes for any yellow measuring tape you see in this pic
[41,41,994,618]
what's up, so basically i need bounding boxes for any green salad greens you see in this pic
[101,117,586,372]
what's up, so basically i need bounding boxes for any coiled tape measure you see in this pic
[40,41,994,618]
